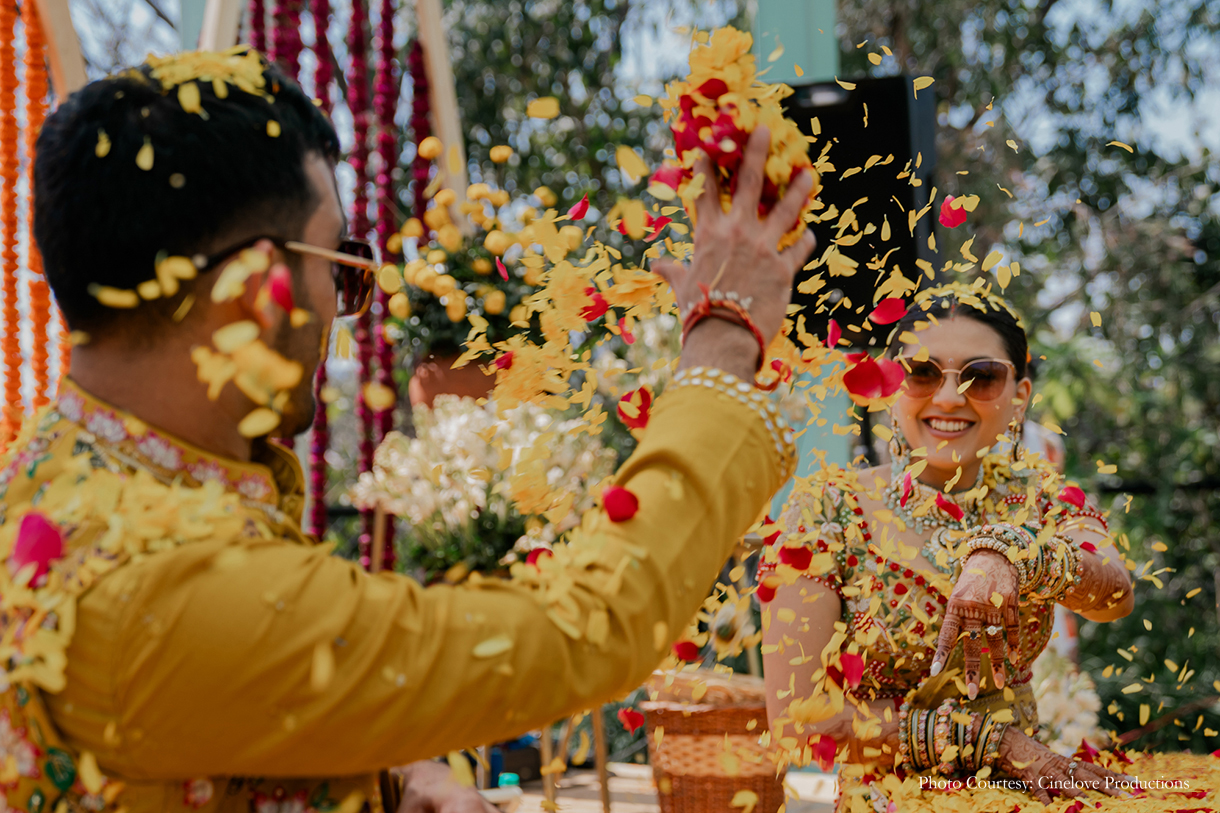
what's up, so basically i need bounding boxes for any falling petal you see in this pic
[136,138,154,171]
[616,707,645,734]
[213,320,261,353]
[526,96,560,119]
[238,408,281,438]
[615,145,650,185]
[870,298,907,325]
[567,194,590,220]
[472,635,514,658]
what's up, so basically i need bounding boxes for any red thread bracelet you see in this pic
[680,284,779,391]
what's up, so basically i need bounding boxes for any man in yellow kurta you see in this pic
[0,49,814,813]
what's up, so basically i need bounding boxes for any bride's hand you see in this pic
[997,727,1133,805]
[930,549,1020,698]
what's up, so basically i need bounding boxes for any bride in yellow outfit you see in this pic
[759,284,1218,812]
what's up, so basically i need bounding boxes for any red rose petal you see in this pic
[826,319,842,349]
[650,164,686,191]
[696,78,729,100]
[603,485,639,522]
[939,196,968,228]
[671,640,701,662]
[843,356,883,401]
[839,653,865,690]
[619,317,635,344]
[1074,739,1100,764]
[493,351,514,371]
[1080,541,1097,553]
[870,298,908,325]
[755,577,778,603]
[811,734,837,771]
[877,358,906,397]
[1058,485,1087,509]
[617,386,652,430]
[581,287,609,322]
[617,707,645,735]
[495,257,509,280]
[646,216,672,242]
[266,265,295,312]
[11,512,64,583]
[526,548,552,566]
[778,544,813,571]
[935,492,965,522]
[762,515,781,546]
[567,193,590,221]
[901,472,913,507]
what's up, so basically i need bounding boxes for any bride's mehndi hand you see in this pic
[997,727,1133,805]
[931,549,1021,698]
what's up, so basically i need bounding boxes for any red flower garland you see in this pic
[306,0,337,538]
[248,0,266,55]
[347,0,376,566]
[407,40,431,240]
[310,0,333,113]
[370,0,398,571]
[269,0,303,77]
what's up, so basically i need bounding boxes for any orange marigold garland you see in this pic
[22,0,51,409]
[0,0,20,443]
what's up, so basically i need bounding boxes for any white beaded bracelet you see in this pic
[670,366,797,477]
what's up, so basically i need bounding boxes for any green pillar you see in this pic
[754,0,852,514]
[752,0,840,84]
[179,0,207,50]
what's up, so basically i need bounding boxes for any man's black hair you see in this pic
[886,295,1030,380]
[34,53,341,336]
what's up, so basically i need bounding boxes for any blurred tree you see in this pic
[441,0,746,220]
[836,0,1220,751]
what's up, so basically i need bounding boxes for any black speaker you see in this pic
[783,75,938,345]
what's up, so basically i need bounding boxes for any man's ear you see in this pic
[233,244,283,331]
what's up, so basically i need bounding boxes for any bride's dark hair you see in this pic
[885,293,1030,380]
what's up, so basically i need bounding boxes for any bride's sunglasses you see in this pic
[198,236,379,317]
[897,357,1017,402]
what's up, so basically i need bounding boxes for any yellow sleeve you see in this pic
[51,385,791,779]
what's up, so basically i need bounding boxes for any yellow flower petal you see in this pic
[266,119,281,137]
[526,96,560,119]
[615,145,649,185]
[213,320,261,353]
[178,81,202,114]
[78,750,105,795]
[95,129,111,158]
[237,407,281,438]
[472,634,514,658]
[89,285,140,308]
[136,138,154,171]
[310,640,335,692]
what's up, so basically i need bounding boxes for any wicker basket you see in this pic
[641,672,786,813]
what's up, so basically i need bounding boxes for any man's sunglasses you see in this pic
[897,357,1017,402]
[198,236,379,317]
